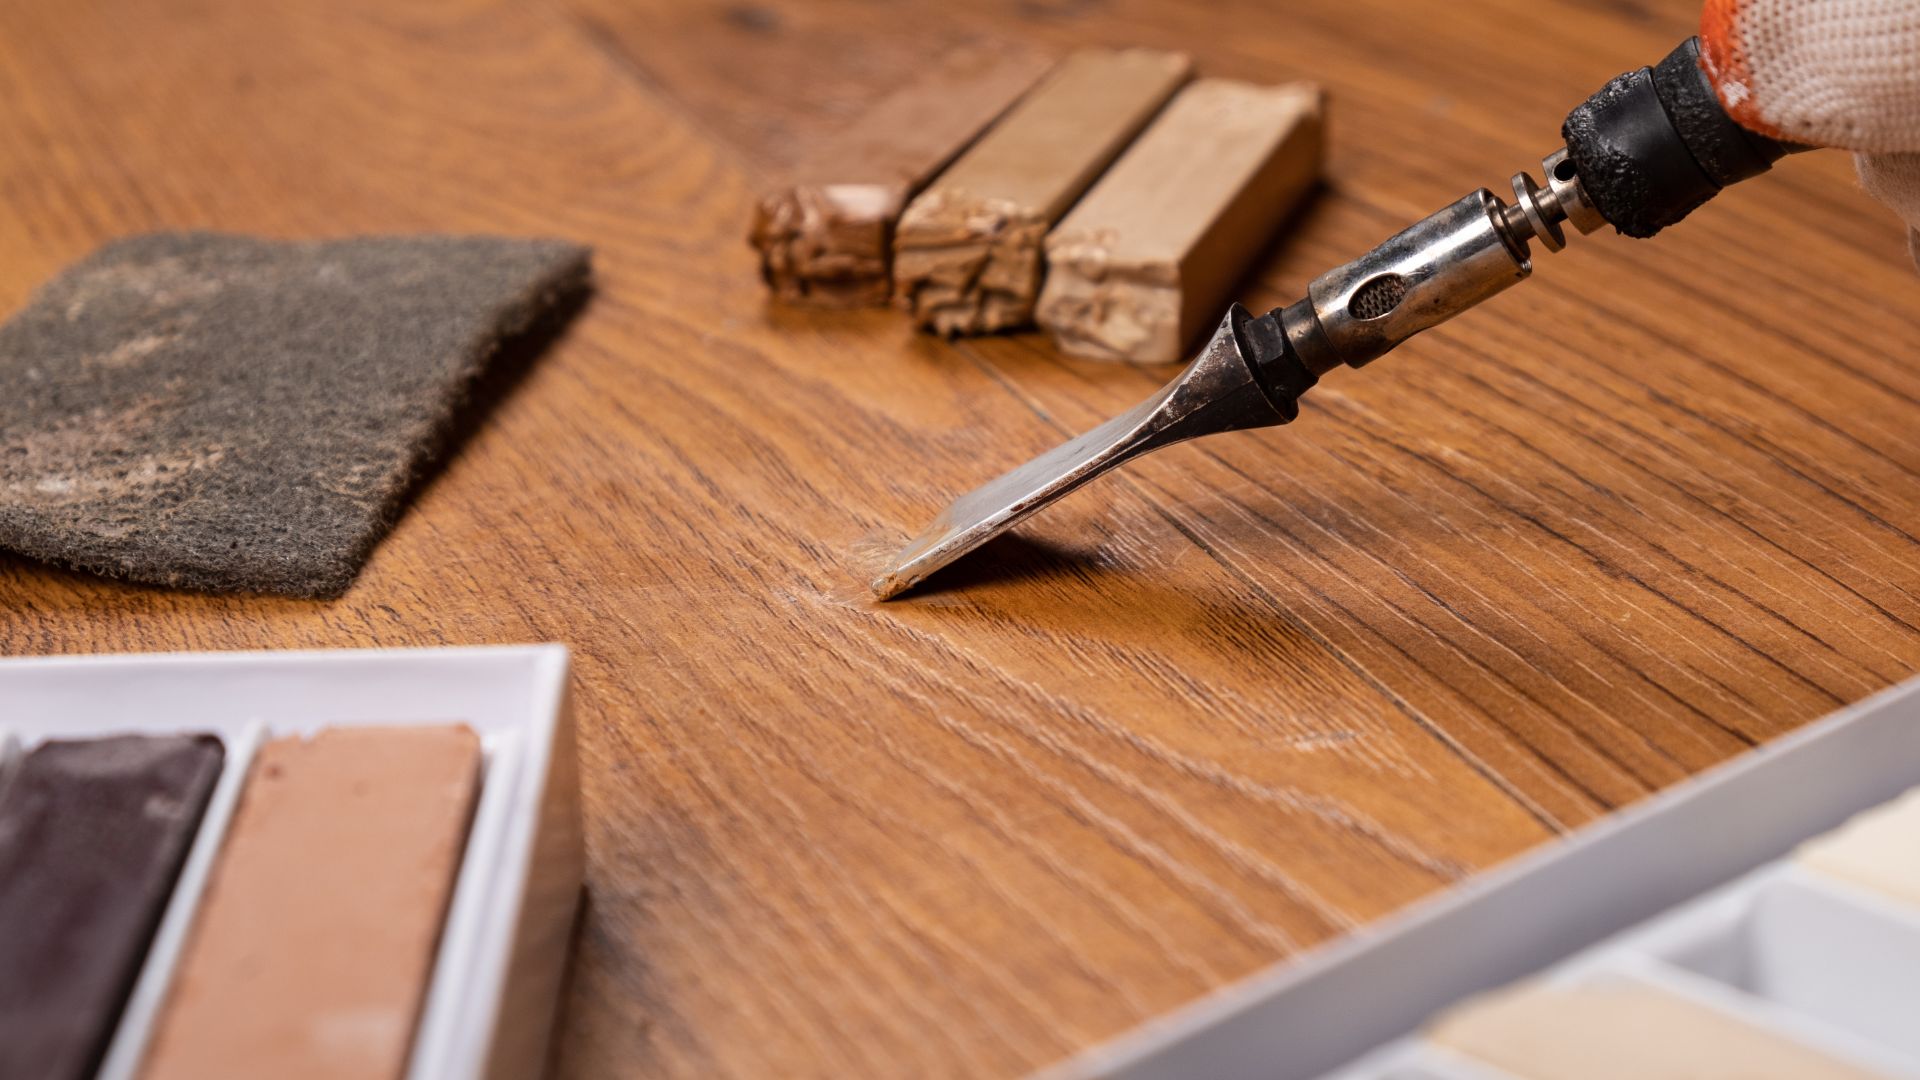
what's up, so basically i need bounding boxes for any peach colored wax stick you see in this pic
[142,725,481,1080]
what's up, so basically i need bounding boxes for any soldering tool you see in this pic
[873,36,1807,600]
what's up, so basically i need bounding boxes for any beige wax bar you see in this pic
[893,47,1193,335]
[142,726,481,1080]
[1798,785,1920,909]
[1428,980,1886,1079]
[750,46,1053,307]
[1038,79,1324,363]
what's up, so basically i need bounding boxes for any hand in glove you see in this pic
[1701,0,1920,263]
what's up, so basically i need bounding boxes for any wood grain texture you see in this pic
[1,0,1918,1077]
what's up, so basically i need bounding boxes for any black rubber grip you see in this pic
[1650,38,1792,186]
[1563,37,1801,238]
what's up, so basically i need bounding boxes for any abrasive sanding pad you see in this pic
[0,231,591,597]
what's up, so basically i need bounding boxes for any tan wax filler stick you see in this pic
[893,48,1194,335]
[1430,981,1884,1079]
[1039,79,1324,364]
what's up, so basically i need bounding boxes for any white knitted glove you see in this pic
[1702,0,1920,261]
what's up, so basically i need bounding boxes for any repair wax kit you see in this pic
[0,645,580,1080]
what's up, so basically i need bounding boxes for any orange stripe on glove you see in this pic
[1699,0,1778,139]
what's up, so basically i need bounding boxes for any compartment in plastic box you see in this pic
[1648,869,1920,1060]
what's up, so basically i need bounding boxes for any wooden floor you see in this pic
[4,0,1919,1075]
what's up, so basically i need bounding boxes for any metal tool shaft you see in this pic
[1281,147,1603,378]
[870,305,1294,600]
[870,149,1600,601]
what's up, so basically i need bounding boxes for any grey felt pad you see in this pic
[0,232,590,597]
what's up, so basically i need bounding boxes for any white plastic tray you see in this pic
[1047,673,1920,1080]
[0,644,582,1080]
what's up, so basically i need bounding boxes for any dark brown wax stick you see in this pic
[750,46,1052,307]
[0,734,224,1080]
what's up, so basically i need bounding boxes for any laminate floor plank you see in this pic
[1,0,1916,1076]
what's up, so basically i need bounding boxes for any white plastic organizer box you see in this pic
[0,644,581,1080]
[1049,672,1920,1080]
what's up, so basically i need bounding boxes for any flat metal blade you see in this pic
[870,308,1292,600]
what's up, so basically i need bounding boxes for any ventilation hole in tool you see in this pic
[1554,157,1579,183]
[1349,274,1408,321]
